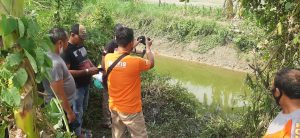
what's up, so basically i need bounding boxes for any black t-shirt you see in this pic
[62,42,93,87]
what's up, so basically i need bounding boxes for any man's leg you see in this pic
[83,86,89,112]
[73,87,85,136]
[102,89,111,127]
[119,111,148,138]
[111,110,126,138]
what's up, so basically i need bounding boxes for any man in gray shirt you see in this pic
[43,28,76,124]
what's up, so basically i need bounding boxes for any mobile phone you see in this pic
[98,67,104,72]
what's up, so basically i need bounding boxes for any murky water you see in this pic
[155,55,248,111]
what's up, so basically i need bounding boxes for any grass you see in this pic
[100,0,231,53]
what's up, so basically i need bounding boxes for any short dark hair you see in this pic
[105,40,118,54]
[71,24,80,35]
[115,27,134,47]
[114,23,124,33]
[274,68,300,99]
[49,28,67,44]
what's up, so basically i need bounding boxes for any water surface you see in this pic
[155,55,248,111]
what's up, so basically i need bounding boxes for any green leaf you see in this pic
[285,2,293,11]
[0,123,7,138]
[1,87,21,107]
[27,18,39,37]
[12,68,28,88]
[35,74,43,83]
[18,19,25,38]
[18,37,35,55]
[39,39,52,51]
[49,99,60,113]
[44,55,52,67]
[35,47,44,65]
[24,50,37,73]
[293,33,300,44]
[1,15,18,35]
[2,32,14,49]
[6,53,22,67]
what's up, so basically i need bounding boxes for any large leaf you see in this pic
[35,47,44,66]
[2,33,14,49]
[18,37,35,55]
[1,87,21,107]
[12,68,28,88]
[27,18,39,37]
[1,15,18,35]
[18,18,25,38]
[6,53,22,67]
[24,50,37,73]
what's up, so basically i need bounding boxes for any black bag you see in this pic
[102,53,128,89]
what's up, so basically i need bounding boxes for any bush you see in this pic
[80,3,114,64]
[234,36,256,52]
[141,70,203,137]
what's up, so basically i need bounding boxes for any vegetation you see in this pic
[241,0,300,136]
[1,0,298,137]
[0,0,73,137]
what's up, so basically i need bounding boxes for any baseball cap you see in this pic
[71,24,87,40]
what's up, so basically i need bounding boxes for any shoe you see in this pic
[81,129,92,138]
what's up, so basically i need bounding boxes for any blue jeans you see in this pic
[73,86,90,136]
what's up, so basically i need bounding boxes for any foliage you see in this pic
[26,0,84,33]
[239,0,300,136]
[101,0,231,52]
[80,3,114,64]
[0,0,54,136]
[141,70,203,137]
[0,0,81,136]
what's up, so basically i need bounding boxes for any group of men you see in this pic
[44,23,154,138]
[42,21,300,138]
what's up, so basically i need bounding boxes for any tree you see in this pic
[240,0,300,136]
[0,0,72,137]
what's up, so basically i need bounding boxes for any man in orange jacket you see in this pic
[264,68,300,138]
[104,26,154,138]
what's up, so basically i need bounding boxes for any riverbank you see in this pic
[148,38,253,73]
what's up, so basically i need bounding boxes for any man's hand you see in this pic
[145,37,154,68]
[88,67,99,75]
[133,39,142,48]
[146,37,153,48]
[67,111,76,123]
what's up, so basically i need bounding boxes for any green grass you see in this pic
[97,0,230,53]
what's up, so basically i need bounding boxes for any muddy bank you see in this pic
[147,38,252,73]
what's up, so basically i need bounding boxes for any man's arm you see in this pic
[66,64,98,77]
[145,39,154,68]
[50,80,75,123]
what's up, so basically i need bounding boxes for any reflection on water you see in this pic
[155,55,248,111]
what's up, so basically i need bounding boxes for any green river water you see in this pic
[155,55,248,112]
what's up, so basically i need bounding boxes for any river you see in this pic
[155,55,248,112]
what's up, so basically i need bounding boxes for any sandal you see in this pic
[81,129,92,138]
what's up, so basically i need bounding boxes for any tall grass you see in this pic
[100,0,230,53]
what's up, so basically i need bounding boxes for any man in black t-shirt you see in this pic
[62,24,98,137]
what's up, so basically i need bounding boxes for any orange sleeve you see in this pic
[138,57,151,72]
